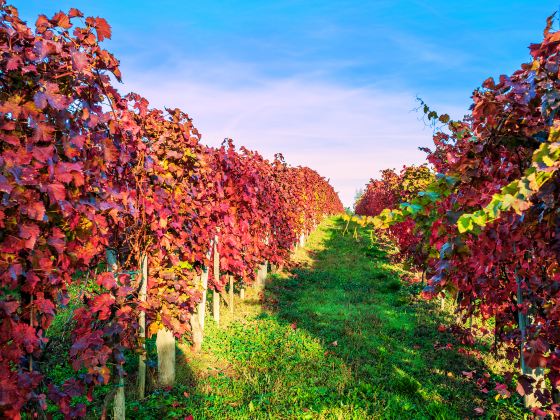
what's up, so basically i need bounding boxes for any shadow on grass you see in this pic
[257,217,521,419]
[127,216,523,419]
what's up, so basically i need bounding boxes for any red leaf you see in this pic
[96,272,116,289]
[494,383,511,398]
[35,15,51,32]
[35,294,55,317]
[32,145,54,163]
[0,175,13,194]
[516,375,534,397]
[86,17,112,41]
[6,55,22,71]
[71,51,89,72]
[34,40,50,60]
[45,82,70,111]
[103,138,118,163]
[482,77,495,89]
[51,12,71,29]
[461,370,474,379]
[48,228,66,254]
[25,201,46,221]
[523,349,548,369]
[13,323,40,353]
[91,293,115,320]
[68,8,83,18]
[19,223,40,249]
[32,122,55,143]
[54,162,84,186]
[70,330,104,357]
[0,300,19,316]
[290,322,297,330]
[531,407,548,417]
[47,183,66,202]
[62,379,84,398]
[34,91,47,110]
[34,83,69,111]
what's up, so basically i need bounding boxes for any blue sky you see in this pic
[16,1,559,206]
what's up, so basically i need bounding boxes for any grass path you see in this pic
[129,216,523,419]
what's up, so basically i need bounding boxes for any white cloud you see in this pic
[119,61,467,207]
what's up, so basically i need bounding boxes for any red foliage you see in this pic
[367,16,560,413]
[0,3,343,417]
[418,25,560,409]
[355,165,432,266]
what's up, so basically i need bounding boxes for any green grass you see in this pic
[126,216,526,419]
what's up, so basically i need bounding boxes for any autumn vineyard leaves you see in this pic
[353,18,560,418]
[0,4,342,418]
[2,1,560,419]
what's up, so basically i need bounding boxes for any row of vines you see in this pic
[353,16,560,417]
[0,4,343,418]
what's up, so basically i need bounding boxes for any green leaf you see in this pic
[457,215,474,233]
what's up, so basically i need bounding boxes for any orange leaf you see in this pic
[68,8,83,18]
[51,12,71,29]
[94,17,111,41]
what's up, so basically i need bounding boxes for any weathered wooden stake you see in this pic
[212,238,220,325]
[255,262,268,287]
[213,290,221,325]
[261,262,268,285]
[190,273,204,352]
[190,311,203,352]
[240,287,245,300]
[198,262,209,331]
[138,253,148,398]
[516,268,545,408]
[229,275,234,315]
[156,328,175,386]
[106,249,125,420]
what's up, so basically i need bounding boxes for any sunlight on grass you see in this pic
[125,216,525,419]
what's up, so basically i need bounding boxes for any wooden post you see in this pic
[106,249,125,420]
[515,267,545,408]
[155,270,177,387]
[190,273,204,352]
[199,262,209,331]
[212,238,220,325]
[106,248,118,272]
[213,290,220,324]
[156,328,175,386]
[190,311,203,352]
[261,261,268,286]
[299,232,305,248]
[138,253,148,398]
[256,263,266,287]
[229,275,234,315]
[191,244,212,352]
[240,287,245,300]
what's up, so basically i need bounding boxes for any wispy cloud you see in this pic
[17,0,548,207]
[119,60,467,207]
